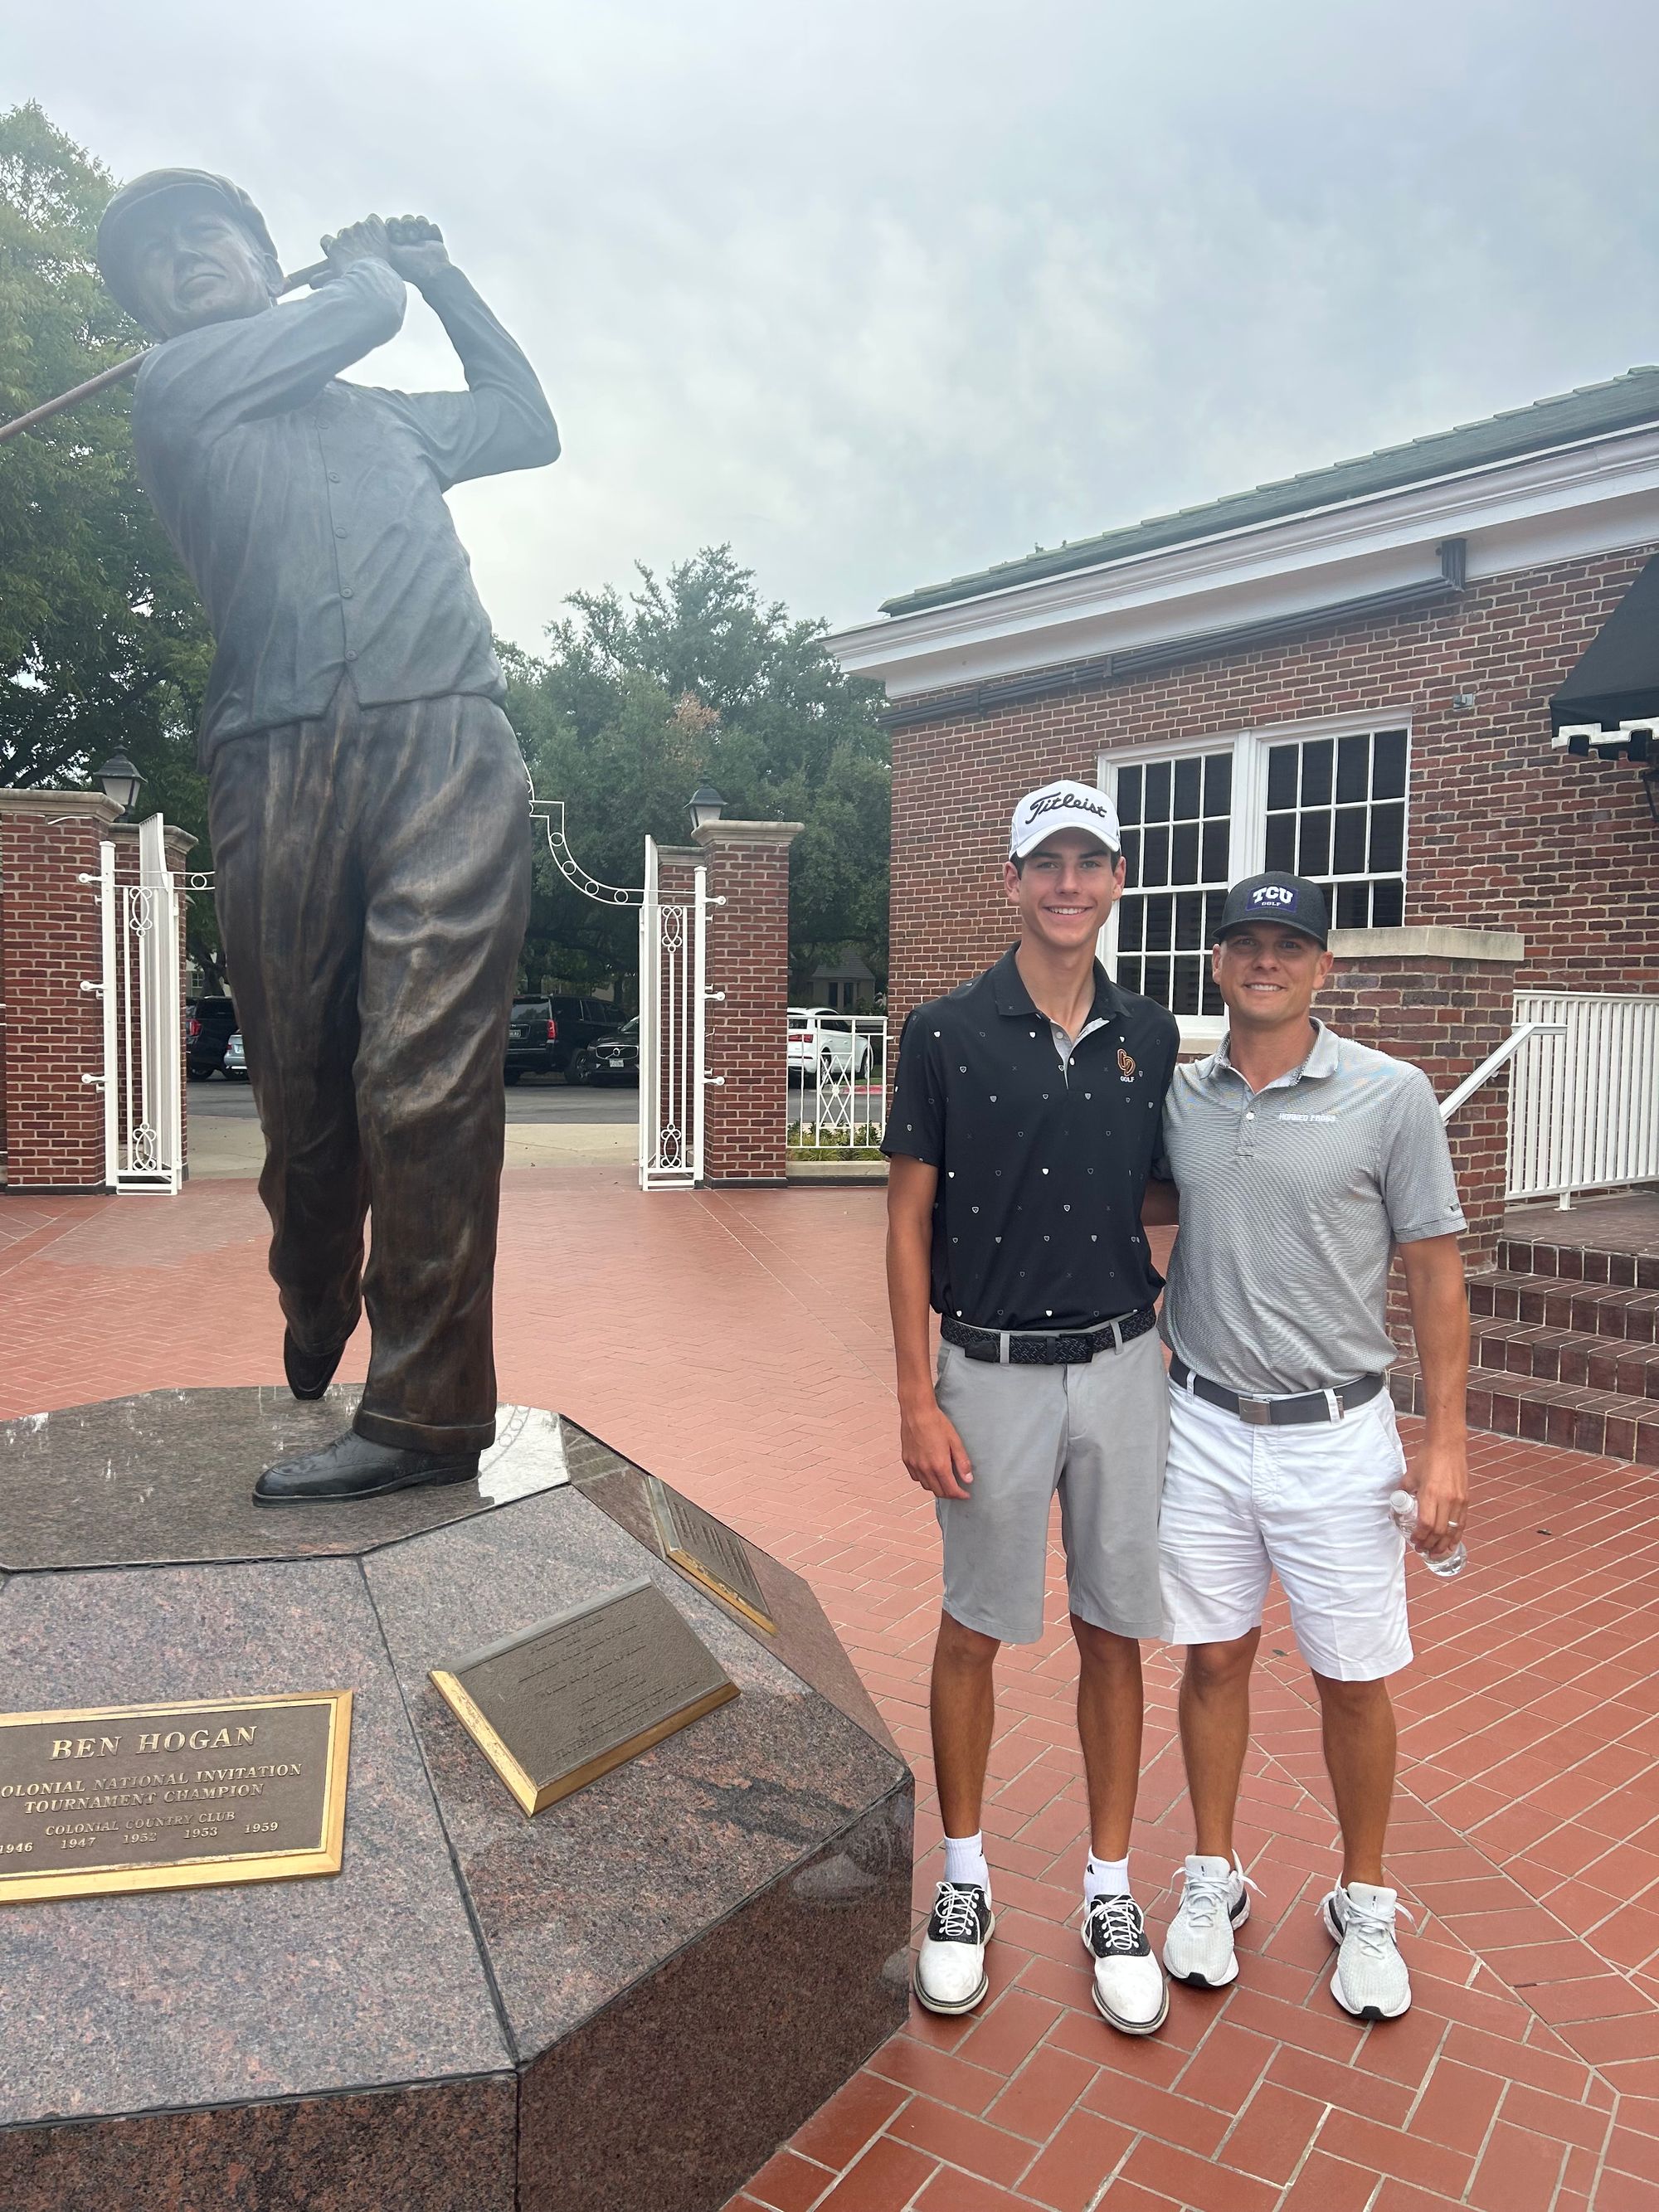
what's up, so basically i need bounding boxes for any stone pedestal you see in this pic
[0,1390,911,2211]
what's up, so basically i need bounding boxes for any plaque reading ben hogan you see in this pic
[0,1692,352,1905]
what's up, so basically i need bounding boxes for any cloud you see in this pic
[9,0,1658,640]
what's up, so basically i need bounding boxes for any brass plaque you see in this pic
[0,1691,353,1905]
[646,1477,777,1635]
[431,1577,737,1816]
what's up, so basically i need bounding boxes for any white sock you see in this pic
[1085,1852,1131,1902]
[943,1831,990,1896]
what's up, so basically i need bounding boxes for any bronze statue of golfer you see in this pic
[97,171,558,1503]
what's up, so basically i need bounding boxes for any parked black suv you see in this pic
[187,996,237,1080]
[504,996,620,1083]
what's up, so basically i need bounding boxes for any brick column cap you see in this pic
[653,843,703,867]
[0,788,121,825]
[1329,926,1525,964]
[693,819,805,849]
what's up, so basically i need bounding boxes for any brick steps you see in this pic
[1468,1314,1659,1398]
[1391,1357,1659,1465]
[1467,1268,1659,1343]
[1397,1218,1659,1466]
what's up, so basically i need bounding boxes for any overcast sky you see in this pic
[10,1,1659,649]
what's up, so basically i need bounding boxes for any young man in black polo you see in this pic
[883,779,1180,2035]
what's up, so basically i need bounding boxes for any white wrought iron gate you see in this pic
[95,814,184,1195]
[637,835,710,1190]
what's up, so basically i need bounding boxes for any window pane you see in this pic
[1145,761,1171,820]
[1119,955,1144,995]
[1120,827,1141,885]
[1143,896,1173,951]
[1301,739,1334,807]
[1201,968,1224,1015]
[1333,805,1367,874]
[1142,957,1173,1008]
[1117,900,1144,951]
[1263,813,1296,870]
[1171,821,1199,882]
[1335,732,1368,805]
[1204,751,1232,814]
[1117,765,1142,826]
[1174,892,1205,950]
[1172,960,1201,1014]
[1373,729,1408,800]
[1336,881,1369,928]
[1372,878,1404,927]
[1173,756,1202,819]
[1201,819,1228,880]
[1298,810,1331,876]
[1204,890,1228,942]
[1267,745,1298,809]
[1369,801,1405,873]
[1142,824,1170,887]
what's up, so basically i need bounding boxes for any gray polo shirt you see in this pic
[1157,1020,1465,1395]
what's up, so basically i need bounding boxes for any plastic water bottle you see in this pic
[1389,1490,1467,1578]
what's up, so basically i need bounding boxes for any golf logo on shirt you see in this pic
[1117,1048,1136,1084]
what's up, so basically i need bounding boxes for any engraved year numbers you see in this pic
[247,1822,279,1835]
[0,1840,32,1854]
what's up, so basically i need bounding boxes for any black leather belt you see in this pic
[942,1306,1158,1366]
[1169,1354,1386,1426]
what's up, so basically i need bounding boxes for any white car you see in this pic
[222,1031,248,1080]
[787,1009,875,1080]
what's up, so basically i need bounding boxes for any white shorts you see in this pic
[1159,1380,1413,1682]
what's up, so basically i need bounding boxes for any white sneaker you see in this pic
[914,1881,995,2015]
[1081,1893,1169,2036]
[1321,1881,1413,2020]
[1163,1854,1256,1988]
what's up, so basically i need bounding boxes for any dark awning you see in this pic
[1551,552,1659,734]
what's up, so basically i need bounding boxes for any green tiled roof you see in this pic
[879,367,1659,619]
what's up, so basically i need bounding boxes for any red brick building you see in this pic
[834,368,1659,1035]
[831,370,1659,1274]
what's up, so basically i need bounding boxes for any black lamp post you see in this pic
[96,754,144,821]
[688,783,727,834]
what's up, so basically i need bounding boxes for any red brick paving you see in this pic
[2,1162,1658,2210]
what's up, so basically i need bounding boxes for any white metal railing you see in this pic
[786,1010,888,1155]
[1507,991,1659,1208]
[1438,1018,1565,1122]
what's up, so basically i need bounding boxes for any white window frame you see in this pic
[1097,710,1412,1049]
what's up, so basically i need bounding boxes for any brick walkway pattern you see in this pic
[2,1165,1658,2212]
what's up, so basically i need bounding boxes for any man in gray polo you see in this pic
[1148,870,1470,2021]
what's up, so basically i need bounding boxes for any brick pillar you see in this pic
[693,819,804,1185]
[0,790,121,1193]
[1319,926,1523,1355]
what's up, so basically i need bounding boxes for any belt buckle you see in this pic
[1237,1396,1273,1427]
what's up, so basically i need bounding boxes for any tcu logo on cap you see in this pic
[1248,883,1296,910]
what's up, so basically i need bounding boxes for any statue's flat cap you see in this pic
[97,169,280,320]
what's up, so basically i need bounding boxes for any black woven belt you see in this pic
[941,1306,1158,1366]
[1169,1354,1387,1426]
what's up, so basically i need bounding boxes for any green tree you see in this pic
[0,103,221,976]
[506,547,890,1001]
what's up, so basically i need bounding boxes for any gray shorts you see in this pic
[933,1325,1169,1646]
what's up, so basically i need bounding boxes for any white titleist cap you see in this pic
[1009,779,1121,862]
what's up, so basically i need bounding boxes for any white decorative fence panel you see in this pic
[96,815,184,1195]
[786,1011,888,1155]
[638,835,708,1190]
[1507,991,1659,1206]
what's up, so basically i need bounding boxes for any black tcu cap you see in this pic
[1214,871,1330,948]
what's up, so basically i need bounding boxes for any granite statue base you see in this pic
[0,1389,912,2211]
